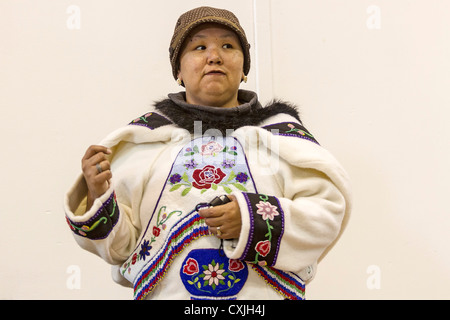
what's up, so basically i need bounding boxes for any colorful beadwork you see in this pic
[240,193,284,267]
[168,137,252,196]
[66,192,119,240]
[180,249,248,300]
[251,264,305,300]
[129,112,173,130]
[262,122,320,145]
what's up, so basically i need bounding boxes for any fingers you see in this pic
[81,145,113,199]
[198,195,237,219]
[208,223,239,240]
[199,196,241,239]
[96,159,111,173]
[83,145,111,160]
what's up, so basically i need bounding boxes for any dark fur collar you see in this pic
[154,99,302,135]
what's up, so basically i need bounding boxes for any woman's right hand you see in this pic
[81,145,112,210]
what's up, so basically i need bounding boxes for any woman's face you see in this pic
[177,23,245,108]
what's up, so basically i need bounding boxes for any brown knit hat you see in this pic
[169,6,251,80]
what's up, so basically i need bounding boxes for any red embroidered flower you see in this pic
[182,258,199,275]
[229,259,245,272]
[255,240,271,257]
[132,253,138,265]
[192,165,226,189]
[153,226,161,237]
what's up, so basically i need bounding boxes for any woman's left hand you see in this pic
[198,195,241,240]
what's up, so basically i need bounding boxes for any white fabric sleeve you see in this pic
[64,175,140,265]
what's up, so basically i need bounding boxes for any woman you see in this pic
[64,6,352,300]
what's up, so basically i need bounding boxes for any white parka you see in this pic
[64,90,352,300]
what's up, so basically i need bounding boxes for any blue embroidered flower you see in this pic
[169,173,182,184]
[184,159,198,170]
[221,159,235,169]
[139,240,152,261]
[236,172,249,184]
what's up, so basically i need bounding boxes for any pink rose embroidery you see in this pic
[229,259,245,272]
[255,240,271,257]
[192,165,226,189]
[255,201,279,221]
[182,258,199,275]
[201,141,223,156]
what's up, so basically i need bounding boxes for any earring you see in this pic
[242,75,248,83]
[177,78,183,86]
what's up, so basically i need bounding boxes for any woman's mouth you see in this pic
[205,70,226,76]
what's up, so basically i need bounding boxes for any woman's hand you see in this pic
[81,145,112,210]
[198,195,242,240]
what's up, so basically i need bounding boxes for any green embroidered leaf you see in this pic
[235,279,241,283]
[188,280,194,285]
[211,259,216,266]
[156,206,166,224]
[201,189,208,194]
[231,183,247,191]
[222,146,228,152]
[184,152,194,156]
[199,273,205,278]
[194,277,199,283]
[169,184,182,191]
[181,187,192,196]
[229,275,235,280]
[226,171,236,182]
[228,151,238,156]
[227,280,231,287]
[211,183,218,190]
[161,210,180,224]
[204,280,208,287]
[202,265,208,271]
[219,280,225,285]
[219,263,224,269]
[182,172,189,182]
[193,145,199,153]
[198,282,202,289]
[211,283,216,290]
[222,186,232,194]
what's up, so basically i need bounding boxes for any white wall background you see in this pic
[1,0,449,299]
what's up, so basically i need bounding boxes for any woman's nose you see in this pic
[207,48,223,65]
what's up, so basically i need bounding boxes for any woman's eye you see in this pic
[195,45,206,50]
[223,44,233,49]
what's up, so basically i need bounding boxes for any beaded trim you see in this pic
[262,122,320,145]
[133,211,211,300]
[251,264,305,300]
[66,192,119,240]
[240,193,284,267]
[129,112,173,130]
